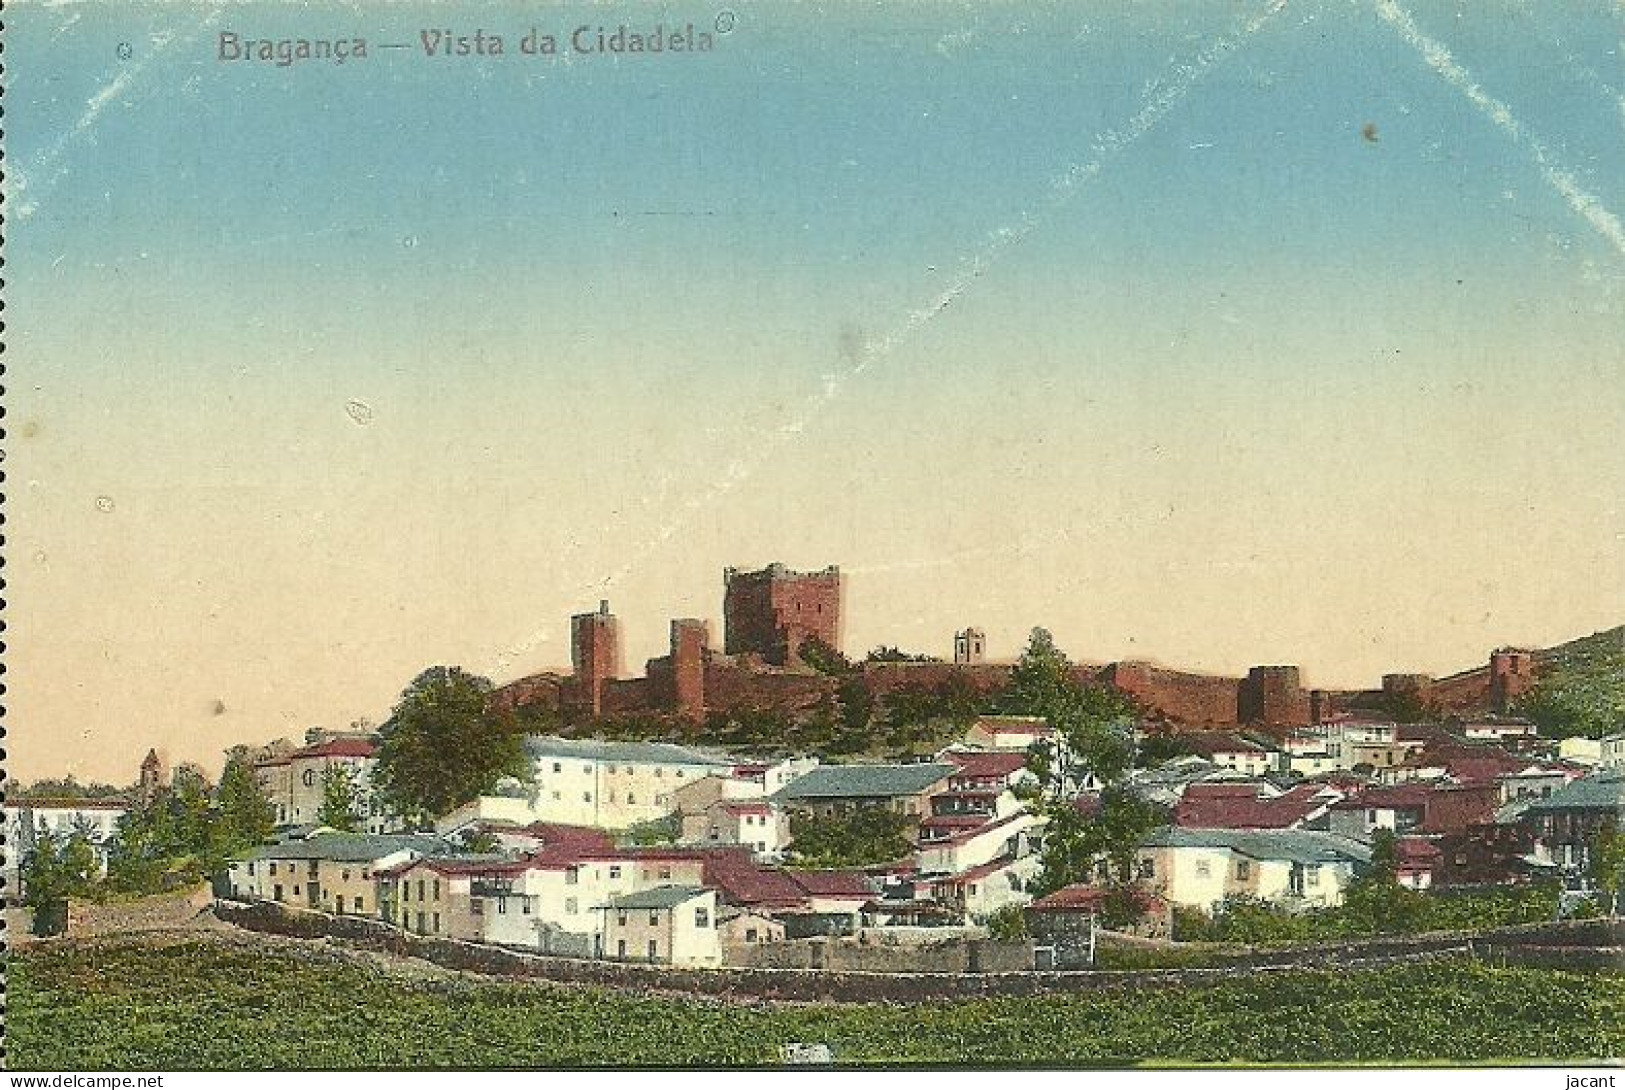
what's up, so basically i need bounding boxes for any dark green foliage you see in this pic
[1001,628,1155,899]
[1590,820,1624,916]
[787,806,913,868]
[865,646,942,663]
[10,942,1624,1068]
[215,757,275,853]
[622,815,681,846]
[9,776,129,801]
[316,765,363,833]
[1171,884,1565,943]
[20,831,100,908]
[799,637,856,676]
[372,667,529,826]
[982,903,1029,940]
[1514,627,1625,739]
[106,771,225,894]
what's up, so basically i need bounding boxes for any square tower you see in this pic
[571,599,622,716]
[722,563,842,668]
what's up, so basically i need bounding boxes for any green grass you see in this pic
[8,939,1624,1069]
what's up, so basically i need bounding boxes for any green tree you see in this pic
[216,756,275,852]
[982,903,1029,940]
[1001,629,1157,898]
[787,806,913,867]
[798,637,855,676]
[317,764,363,832]
[372,666,529,826]
[1589,820,1625,917]
[21,830,93,908]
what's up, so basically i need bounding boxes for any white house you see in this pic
[1136,828,1371,914]
[1602,732,1625,771]
[962,715,1053,751]
[521,736,733,829]
[4,798,130,889]
[913,810,1044,876]
[256,735,399,833]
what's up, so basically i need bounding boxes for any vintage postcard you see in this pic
[3,0,1622,1077]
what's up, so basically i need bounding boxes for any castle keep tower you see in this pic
[571,599,622,716]
[954,627,986,665]
[722,563,843,668]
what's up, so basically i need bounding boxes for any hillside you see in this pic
[1519,626,1625,739]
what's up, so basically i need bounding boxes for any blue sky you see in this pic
[7,0,1622,781]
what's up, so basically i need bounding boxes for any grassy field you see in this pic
[8,938,1624,1069]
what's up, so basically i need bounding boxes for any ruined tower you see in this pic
[570,599,622,716]
[1489,649,1536,712]
[722,563,843,668]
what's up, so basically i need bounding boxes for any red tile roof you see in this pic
[945,750,1030,778]
[1181,732,1270,758]
[1027,884,1164,914]
[290,739,378,760]
[1175,782,1330,829]
[789,870,875,898]
[1330,784,1436,811]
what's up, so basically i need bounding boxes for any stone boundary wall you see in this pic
[214,900,1618,1003]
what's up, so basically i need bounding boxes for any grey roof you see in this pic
[598,885,711,911]
[525,735,730,767]
[243,833,449,863]
[771,762,956,802]
[1521,771,1625,815]
[1142,826,1372,865]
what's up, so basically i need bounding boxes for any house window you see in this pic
[417,911,426,932]
[745,928,758,942]
[342,869,351,882]
[1306,865,1321,887]
[1195,860,1211,878]
[565,898,578,915]
[648,939,659,960]
[1236,860,1251,880]
[417,879,425,901]
[659,867,672,880]
[553,763,562,774]
[294,885,302,896]
[270,863,278,876]
[1139,858,1155,880]
[618,911,628,926]
[609,865,622,880]
[498,898,507,915]
[354,896,365,912]
[472,899,485,915]
[584,793,593,803]
[565,869,579,886]
[248,862,256,876]
[627,794,636,805]
[432,913,441,933]
[695,908,710,928]
[617,939,627,958]
[433,880,440,899]
[607,764,617,774]
[649,911,660,926]
[523,899,532,915]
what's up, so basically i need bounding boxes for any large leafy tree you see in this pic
[1004,628,1161,899]
[1590,820,1625,917]
[21,830,99,908]
[372,666,529,826]
[317,765,364,832]
[787,805,914,868]
[216,755,275,852]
